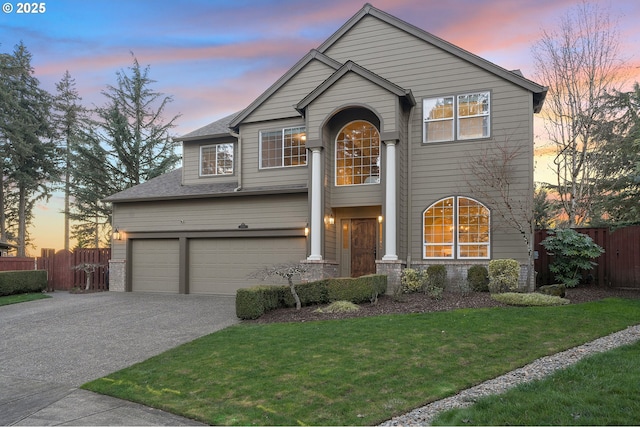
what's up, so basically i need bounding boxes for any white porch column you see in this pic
[307,147,323,261]
[382,140,398,261]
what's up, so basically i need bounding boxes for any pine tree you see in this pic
[70,55,180,246]
[53,70,87,250]
[0,43,57,256]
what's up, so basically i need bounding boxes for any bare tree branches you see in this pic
[532,1,627,226]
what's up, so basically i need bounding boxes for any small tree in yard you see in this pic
[251,263,307,310]
[541,228,604,287]
[73,262,104,290]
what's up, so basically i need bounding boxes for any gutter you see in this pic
[230,129,242,191]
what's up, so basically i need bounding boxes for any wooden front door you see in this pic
[350,218,377,277]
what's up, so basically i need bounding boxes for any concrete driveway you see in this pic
[0,291,239,425]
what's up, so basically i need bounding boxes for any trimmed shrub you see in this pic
[488,259,520,294]
[280,280,330,308]
[491,292,570,306]
[328,275,387,304]
[236,286,268,320]
[426,265,447,290]
[0,270,47,296]
[467,265,489,292]
[236,275,387,319]
[400,268,427,294]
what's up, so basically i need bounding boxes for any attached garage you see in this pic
[189,236,306,295]
[131,239,180,293]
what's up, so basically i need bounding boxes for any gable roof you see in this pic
[296,60,415,113]
[225,3,546,128]
[177,111,241,141]
[228,50,343,129]
[318,3,546,112]
[103,168,307,203]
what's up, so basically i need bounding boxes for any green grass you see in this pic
[0,292,50,306]
[82,298,640,426]
[432,340,640,425]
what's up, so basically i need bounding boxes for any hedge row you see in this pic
[236,274,387,320]
[0,270,48,296]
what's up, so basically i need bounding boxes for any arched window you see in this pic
[423,196,490,259]
[335,120,380,186]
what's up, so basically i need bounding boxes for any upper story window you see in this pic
[423,91,490,143]
[335,120,380,186]
[423,196,490,259]
[200,143,233,176]
[260,126,307,169]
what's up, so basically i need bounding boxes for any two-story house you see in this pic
[105,3,546,295]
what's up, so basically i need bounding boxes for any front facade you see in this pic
[106,4,546,295]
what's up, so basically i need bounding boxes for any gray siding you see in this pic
[114,193,308,234]
[182,136,238,186]
[239,118,309,190]
[244,60,337,123]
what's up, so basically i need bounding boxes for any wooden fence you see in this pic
[0,248,111,291]
[535,226,640,289]
[0,257,37,271]
[37,248,111,291]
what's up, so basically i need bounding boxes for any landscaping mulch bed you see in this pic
[248,285,640,324]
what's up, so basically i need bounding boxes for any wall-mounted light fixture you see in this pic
[113,227,123,241]
[328,213,335,225]
[378,215,384,224]
[304,223,310,237]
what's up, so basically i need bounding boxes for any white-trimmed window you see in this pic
[423,91,490,142]
[335,120,380,186]
[423,196,490,259]
[260,126,306,168]
[200,143,233,176]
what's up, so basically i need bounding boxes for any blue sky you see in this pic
[1,0,639,252]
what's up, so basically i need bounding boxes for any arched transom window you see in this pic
[335,120,380,186]
[423,196,490,259]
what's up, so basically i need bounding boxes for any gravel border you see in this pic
[380,324,640,426]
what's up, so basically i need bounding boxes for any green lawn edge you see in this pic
[0,292,50,306]
[82,297,640,426]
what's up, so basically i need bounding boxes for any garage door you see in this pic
[189,237,306,295]
[131,239,179,293]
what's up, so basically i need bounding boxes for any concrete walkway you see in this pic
[0,291,239,425]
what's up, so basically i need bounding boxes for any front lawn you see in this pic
[83,298,640,426]
[433,340,640,425]
[0,292,50,306]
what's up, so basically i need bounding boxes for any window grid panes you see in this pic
[201,143,233,176]
[260,127,306,169]
[423,196,490,259]
[423,97,454,142]
[335,121,380,186]
[423,197,454,258]
[423,91,490,143]
[458,92,490,140]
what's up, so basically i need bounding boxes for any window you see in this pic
[423,196,490,259]
[423,91,490,142]
[260,126,306,168]
[335,120,380,186]
[200,143,233,176]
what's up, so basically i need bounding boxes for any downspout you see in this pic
[406,105,415,268]
[230,129,242,191]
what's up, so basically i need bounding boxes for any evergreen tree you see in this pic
[0,43,57,256]
[70,55,180,246]
[53,70,87,250]
[592,83,640,225]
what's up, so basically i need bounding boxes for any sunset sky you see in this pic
[1,0,639,254]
